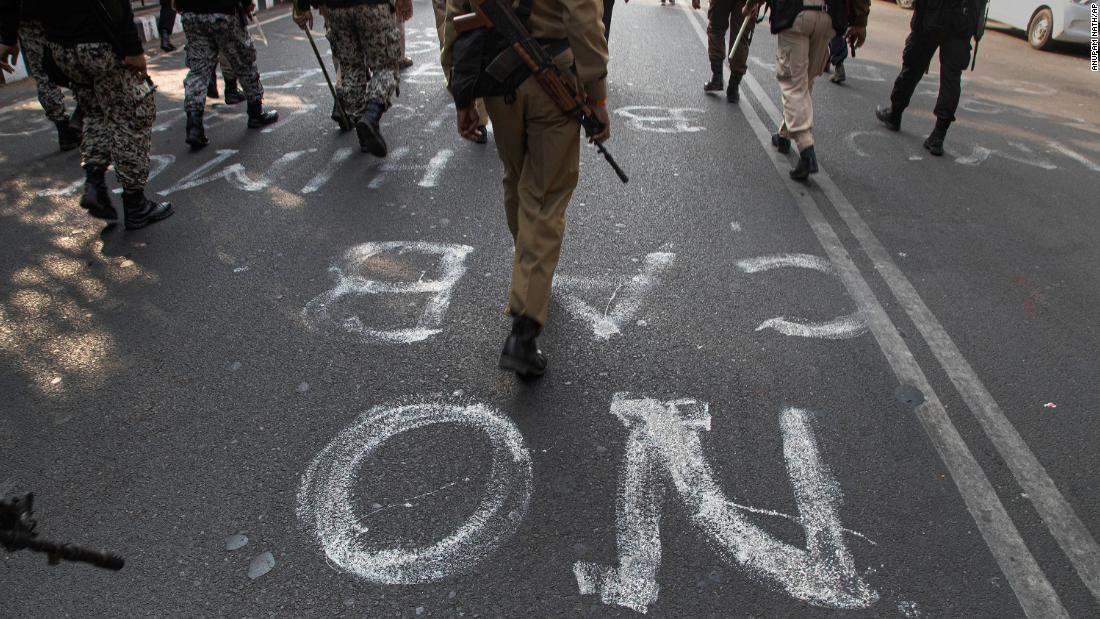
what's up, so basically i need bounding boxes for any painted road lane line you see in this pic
[679,7,1069,617]
[741,26,1100,607]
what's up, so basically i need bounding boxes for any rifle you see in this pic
[1,494,125,571]
[971,0,989,70]
[304,28,353,131]
[454,0,629,184]
[728,3,767,62]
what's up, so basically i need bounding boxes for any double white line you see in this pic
[679,7,1099,617]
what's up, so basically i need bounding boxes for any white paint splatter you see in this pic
[554,251,675,340]
[297,401,532,584]
[418,149,454,188]
[737,254,867,339]
[1046,141,1100,173]
[737,253,833,275]
[302,241,473,344]
[368,146,410,189]
[158,149,239,196]
[574,395,878,613]
[613,107,706,134]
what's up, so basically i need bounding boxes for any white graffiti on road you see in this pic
[302,241,473,344]
[554,251,676,340]
[298,401,532,584]
[574,395,878,614]
[614,107,705,134]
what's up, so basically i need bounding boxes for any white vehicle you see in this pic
[986,0,1095,49]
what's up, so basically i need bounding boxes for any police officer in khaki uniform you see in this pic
[746,0,868,180]
[432,0,488,143]
[442,0,610,378]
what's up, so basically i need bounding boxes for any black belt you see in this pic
[802,5,828,11]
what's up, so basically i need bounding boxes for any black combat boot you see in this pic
[499,315,547,378]
[79,166,117,221]
[186,111,209,150]
[122,190,173,230]
[790,145,819,181]
[246,100,279,128]
[207,71,219,99]
[160,30,176,52]
[924,118,950,157]
[330,101,354,131]
[830,62,846,84]
[771,133,791,154]
[875,105,902,132]
[55,117,81,151]
[356,100,388,157]
[726,76,741,103]
[703,61,723,92]
[223,78,245,105]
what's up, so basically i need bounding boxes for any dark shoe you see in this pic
[246,100,279,128]
[474,125,488,144]
[703,61,723,92]
[726,78,740,103]
[331,101,354,131]
[122,190,173,230]
[771,133,791,154]
[499,315,547,378]
[875,105,901,132]
[223,79,245,105]
[356,100,388,157]
[830,63,846,84]
[159,30,176,52]
[56,118,81,151]
[398,57,413,70]
[923,135,945,156]
[79,167,117,221]
[185,111,209,150]
[790,145,819,181]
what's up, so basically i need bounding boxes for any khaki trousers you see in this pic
[776,10,833,151]
[484,70,581,327]
[433,0,488,124]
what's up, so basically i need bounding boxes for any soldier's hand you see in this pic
[293,8,313,30]
[742,0,762,17]
[248,1,257,14]
[396,0,414,21]
[845,25,867,49]
[122,54,148,75]
[589,103,611,144]
[0,44,18,74]
[691,0,701,9]
[456,106,482,141]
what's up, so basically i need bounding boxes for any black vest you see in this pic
[769,0,849,36]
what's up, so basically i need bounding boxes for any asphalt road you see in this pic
[2,2,1099,617]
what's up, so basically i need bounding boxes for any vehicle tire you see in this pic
[1027,7,1054,50]
[896,0,915,9]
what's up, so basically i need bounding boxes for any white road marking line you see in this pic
[298,401,532,584]
[302,147,355,194]
[157,149,239,196]
[368,146,410,189]
[737,253,833,274]
[575,396,877,613]
[680,7,1071,616]
[1047,141,1100,173]
[418,149,454,188]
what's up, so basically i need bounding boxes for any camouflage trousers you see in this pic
[181,12,264,113]
[322,4,400,118]
[47,43,156,191]
[19,21,69,122]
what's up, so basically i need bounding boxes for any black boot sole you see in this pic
[771,134,791,154]
[726,88,739,103]
[875,107,901,132]
[499,352,546,378]
[703,80,724,92]
[356,121,388,157]
[923,139,944,157]
[125,204,174,230]
[247,114,279,129]
[224,93,246,105]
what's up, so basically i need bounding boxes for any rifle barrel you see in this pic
[1,530,125,571]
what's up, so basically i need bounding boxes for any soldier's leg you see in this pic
[726,0,754,101]
[214,14,278,126]
[704,0,733,90]
[357,4,401,156]
[160,6,178,51]
[181,13,218,115]
[326,6,370,122]
[433,0,447,47]
[18,24,67,122]
[924,32,971,155]
[220,51,245,104]
[483,95,525,241]
[828,34,848,82]
[888,28,939,116]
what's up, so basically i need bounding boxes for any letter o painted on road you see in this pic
[297,402,533,584]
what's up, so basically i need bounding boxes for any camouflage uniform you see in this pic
[17,20,68,121]
[322,3,400,119]
[181,12,264,113]
[47,42,156,191]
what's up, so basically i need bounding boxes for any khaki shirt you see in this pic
[441,0,610,101]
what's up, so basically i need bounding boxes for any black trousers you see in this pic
[603,0,614,41]
[889,26,971,122]
[159,5,177,34]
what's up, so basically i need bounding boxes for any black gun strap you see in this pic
[515,0,535,23]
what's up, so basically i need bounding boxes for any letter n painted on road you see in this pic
[574,394,878,614]
[302,242,473,344]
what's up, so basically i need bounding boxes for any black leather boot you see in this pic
[924,118,950,156]
[703,61,723,92]
[726,76,741,103]
[223,78,245,105]
[790,145,819,181]
[356,100,388,157]
[499,315,547,378]
[875,105,902,132]
[186,111,209,150]
[771,133,791,154]
[159,30,176,52]
[79,166,117,221]
[246,100,279,128]
[55,117,81,151]
[122,190,173,230]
